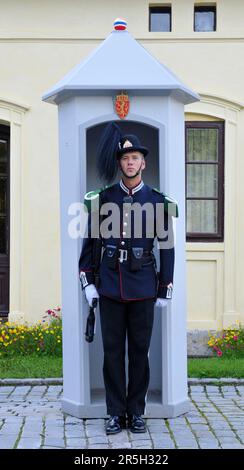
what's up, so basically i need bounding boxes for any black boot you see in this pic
[128,414,146,433]
[105,415,127,435]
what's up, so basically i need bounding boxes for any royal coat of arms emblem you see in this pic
[114,93,130,119]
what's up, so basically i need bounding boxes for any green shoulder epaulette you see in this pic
[84,185,112,212]
[152,188,179,218]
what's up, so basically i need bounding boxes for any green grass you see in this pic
[188,357,244,378]
[0,355,62,379]
[0,355,244,379]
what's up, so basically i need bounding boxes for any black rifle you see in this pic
[85,298,98,343]
[84,195,102,343]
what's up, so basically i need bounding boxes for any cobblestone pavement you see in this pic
[0,385,243,449]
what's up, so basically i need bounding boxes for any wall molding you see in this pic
[0,99,29,323]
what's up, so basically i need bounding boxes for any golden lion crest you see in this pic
[114,93,130,119]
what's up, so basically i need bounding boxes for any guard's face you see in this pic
[119,151,145,178]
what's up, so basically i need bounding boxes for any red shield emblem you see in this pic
[114,93,130,119]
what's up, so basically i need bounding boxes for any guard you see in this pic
[79,122,178,434]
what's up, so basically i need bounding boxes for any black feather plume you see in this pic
[97,122,122,184]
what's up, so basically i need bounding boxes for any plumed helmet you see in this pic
[97,122,148,184]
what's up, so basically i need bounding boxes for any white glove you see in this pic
[155,298,168,308]
[84,284,99,307]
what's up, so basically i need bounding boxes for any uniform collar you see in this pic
[120,179,144,195]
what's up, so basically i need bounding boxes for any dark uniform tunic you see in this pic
[79,179,175,301]
[79,179,176,416]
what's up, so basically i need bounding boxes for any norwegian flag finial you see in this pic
[113,18,127,31]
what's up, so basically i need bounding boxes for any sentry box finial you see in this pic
[113,18,127,31]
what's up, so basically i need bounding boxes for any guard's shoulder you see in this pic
[152,188,179,218]
[84,184,113,212]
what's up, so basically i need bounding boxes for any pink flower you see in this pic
[217,350,223,357]
[233,336,238,341]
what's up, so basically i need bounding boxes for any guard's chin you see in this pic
[125,171,137,178]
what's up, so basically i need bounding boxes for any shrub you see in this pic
[0,307,62,357]
[207,322,244,358]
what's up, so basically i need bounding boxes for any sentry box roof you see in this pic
[42,19,200,105]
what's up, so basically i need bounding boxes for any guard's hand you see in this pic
[85,284,99,307]
[155,298,168,308]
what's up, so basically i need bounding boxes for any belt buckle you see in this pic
[118,249,128,263]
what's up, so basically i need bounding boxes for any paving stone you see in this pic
[21,432,43,439]
[190,386,205,392]
[199,442,220,449]
[131,440,153,448]
[0,386,15,394]
[65,416,82,424]
[65,429,86,438]
[130,432,151,440]
[214,430,237,437]
[17,438,42,449]
[41,446,65,449]
[153,442,175,449]
[86,427,107,437]
[107,431,131,446]
[11,386,31,395]
[89,444,113,449]
[44,438,65,447]
[86,419,104,425]
[111,443,132,449]
[221,443,244,449]
[153,439,175,447]
[178,444,199,449]
[66,438,87,447]
[0,439,18,449]
[0,384,243,449]
[88,437,109,446]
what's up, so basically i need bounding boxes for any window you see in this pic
[194,5,216,31]
[185,122,224,242]
[149,6,171,32]
[0,124,10,318]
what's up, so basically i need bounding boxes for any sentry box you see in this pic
[42,19,199,418]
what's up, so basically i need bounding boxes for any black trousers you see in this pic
[99,295,155,416]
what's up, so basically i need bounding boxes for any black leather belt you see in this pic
[118,248,152,264]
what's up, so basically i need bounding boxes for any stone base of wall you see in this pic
[187,330,215,357]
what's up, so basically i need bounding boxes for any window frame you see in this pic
[149,5,172,32]
[0,124,10,318]
[194,4,217,32]
[185,121,224,242]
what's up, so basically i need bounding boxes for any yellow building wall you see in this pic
[0,0,243,328]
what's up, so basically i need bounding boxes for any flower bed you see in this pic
[208,322,244,358]
[0,308,62,357]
